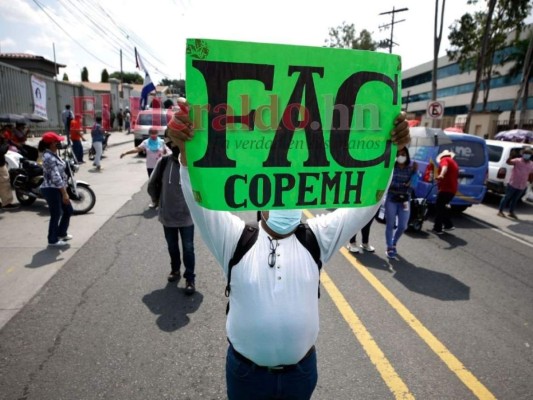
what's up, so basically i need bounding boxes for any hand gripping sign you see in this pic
[183,39,402,211]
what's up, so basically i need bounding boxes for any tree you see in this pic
[447,0,531,132]
[325,22,378,50]
[62,73,69,82]
[101,69,109,83]
[159,78,186,95]
[505,31,533,128]
[109,71,143,84]
[81,67,89,82]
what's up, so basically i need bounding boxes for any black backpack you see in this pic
[224,223,322,313]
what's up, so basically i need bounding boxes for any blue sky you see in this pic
[0,0,529,84]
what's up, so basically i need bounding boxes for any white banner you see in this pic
[31,75,47,119]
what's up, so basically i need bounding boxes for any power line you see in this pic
[378,6,408,54]
[31,0,113,67]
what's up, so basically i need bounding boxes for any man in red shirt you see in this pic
[433,149,459,234]
[70,115,86,163]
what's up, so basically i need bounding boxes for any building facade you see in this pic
[402,25,532,138]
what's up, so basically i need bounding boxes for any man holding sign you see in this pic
[168,39,410,399]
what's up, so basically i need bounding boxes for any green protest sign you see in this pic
[185,38,401,211]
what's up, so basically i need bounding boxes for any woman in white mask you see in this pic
[384,147,417,259]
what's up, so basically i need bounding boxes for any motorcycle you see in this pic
[9,145,96,214]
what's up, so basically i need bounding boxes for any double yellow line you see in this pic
[305,211,496,399]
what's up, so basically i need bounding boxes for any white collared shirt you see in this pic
[180,165,380,366]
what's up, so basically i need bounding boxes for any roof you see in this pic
[76,81,168,93]
[0,53,66,67]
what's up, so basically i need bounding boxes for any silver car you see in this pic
[133,109,173,147]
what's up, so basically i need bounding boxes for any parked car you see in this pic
[485,139,529,195]
[409,128,489,212]
[133,109,173,147]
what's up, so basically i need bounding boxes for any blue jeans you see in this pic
[163,225,195,282]
[226,344,318,400]
[72,140,83,162]
[41,187,73,244]
[385,197,410,248]
[499,184,523,213]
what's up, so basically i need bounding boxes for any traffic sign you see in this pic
[427,101,445,119]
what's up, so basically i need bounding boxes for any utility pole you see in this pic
[119,49,123,99]
[378,6,408,53]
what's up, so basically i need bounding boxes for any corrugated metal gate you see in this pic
[0,61,96,136]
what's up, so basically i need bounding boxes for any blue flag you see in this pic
[135,48,156,110]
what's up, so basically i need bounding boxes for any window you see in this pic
[487,145,503,162]
[439,141,486,167]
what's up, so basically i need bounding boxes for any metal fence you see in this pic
[0,61,96,136]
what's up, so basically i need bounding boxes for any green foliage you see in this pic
[81,67,89,82]
[447,0,532,73]
[504,33,533,79]
[159,78,186,94]
[62,73,69,82]
[109,71,143,84]
[101,69,109,83]
[325,22,378,51]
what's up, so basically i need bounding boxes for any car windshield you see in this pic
[137,113,169,126]
[439,141,486,167]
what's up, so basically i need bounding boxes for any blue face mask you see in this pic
[523,154,531,161]
[265,210,302,235]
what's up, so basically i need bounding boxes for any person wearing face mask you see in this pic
[384,147,417,258]
[166,98,411,400]
[147,144,196,294]
[121,128,170,207]
[498,147,533,219]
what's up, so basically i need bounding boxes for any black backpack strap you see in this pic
[225,224,259,298]
[294,223,323,298]
[294,224,322,269]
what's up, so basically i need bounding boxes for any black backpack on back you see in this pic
[224,223,322,313]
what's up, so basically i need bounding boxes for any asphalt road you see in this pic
[1,136,532,399]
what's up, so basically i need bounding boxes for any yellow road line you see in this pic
[321,270,414,399]
[339,246,497,400]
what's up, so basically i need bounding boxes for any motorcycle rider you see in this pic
[38,132,73,247]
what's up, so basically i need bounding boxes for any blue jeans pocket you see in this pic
[226,347,254,379]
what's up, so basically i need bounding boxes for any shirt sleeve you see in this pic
[307,171,392,264]
[307,204,380,264]
[180,164,245,275]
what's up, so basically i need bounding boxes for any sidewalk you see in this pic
[0,131,143,329]
[464,193,533,245]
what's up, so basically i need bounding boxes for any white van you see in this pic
[485,139,529,194]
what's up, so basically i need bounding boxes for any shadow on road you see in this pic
[391,256,470,301]
[360,254,470,301]
[432,232,468,249]
[25,246,69,268]
[115,207,158,219]
[142,284,204,332]
[507,220,533,237]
